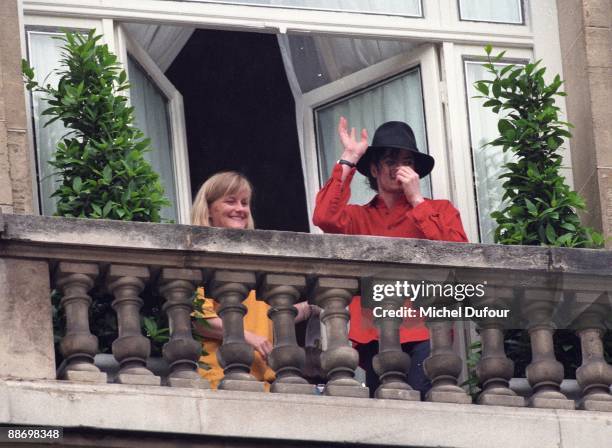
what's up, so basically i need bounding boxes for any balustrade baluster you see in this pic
[473,287,525,407]
[573,292,612,412]
[209,270,264,392]
[523,288,575,409]
[107,265,160,385]
[259,274,315,394]
[373,294,420,400]
[424,319,472,403]
[55,262,106,383]
[159,268,209,389]
[313,277,369,398]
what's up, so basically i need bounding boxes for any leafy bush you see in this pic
[23,30,169,221]
[475,45,603,248]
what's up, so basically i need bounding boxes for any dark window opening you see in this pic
[166,29,309,232]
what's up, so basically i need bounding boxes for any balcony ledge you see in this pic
[1,379,611,448]
[1,214,610,279]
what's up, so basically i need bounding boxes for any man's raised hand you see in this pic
[338,116,369,164]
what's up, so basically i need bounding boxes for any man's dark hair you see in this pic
[366,148,405,191]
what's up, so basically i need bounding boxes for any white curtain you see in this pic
[316,69,430,205]
[459,0,522,23]
[123,23,195,72]
[27,31,69,216]
[128,56,178,222]
[182,0,421,16]
[465,62,516,243]
[285,34,417,93]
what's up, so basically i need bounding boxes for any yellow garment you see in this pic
[195,287,275,389]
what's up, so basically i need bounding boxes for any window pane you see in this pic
[27,31,70,216]
[465,61,518,243]
[182,0,422,17]
[315,67,430,205]
[128,56,178,222]
[459,0,523,24]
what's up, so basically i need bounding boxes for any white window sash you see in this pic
[302,44,447,231]
[118,25,193,224]
[441,43,533,243]
[458,0,524,25]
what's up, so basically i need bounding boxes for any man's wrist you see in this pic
[337,159,356,168]
[340,152,360,165]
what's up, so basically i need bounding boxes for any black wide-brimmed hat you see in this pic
[356,121,435,178]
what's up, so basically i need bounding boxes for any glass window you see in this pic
[184,0,422,17]
[315,67,430,205]
[465,60,520,243]
[459,0,523,24]
[27,30,71,216]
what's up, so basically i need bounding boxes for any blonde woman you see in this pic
[191,171,317,389]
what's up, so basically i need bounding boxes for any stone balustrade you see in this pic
[0,213,610,415]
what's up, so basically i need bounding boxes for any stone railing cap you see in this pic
[1,214,610,278]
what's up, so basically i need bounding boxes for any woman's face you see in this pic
[209,189,251,229]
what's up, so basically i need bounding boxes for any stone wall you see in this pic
[557,0,612,246]
[0,0,33,214]
[0,258,55,380]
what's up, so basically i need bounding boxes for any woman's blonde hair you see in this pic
[191,171,255,229]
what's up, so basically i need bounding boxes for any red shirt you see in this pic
[313,164,468,344]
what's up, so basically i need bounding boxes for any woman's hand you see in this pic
[245,331,273,361]
[396,166,424,207]
[338,116,369,164]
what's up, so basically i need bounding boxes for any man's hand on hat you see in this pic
[338,116,368,164]
[396,166,425,207]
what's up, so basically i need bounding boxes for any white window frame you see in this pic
[22,0,570,236]
[440,44,533,242]
[189,0,425,18]
[116,25,192,224]
[23,0,534,46]
[301,44,448,229]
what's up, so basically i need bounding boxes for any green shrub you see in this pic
[23,30,169,222]
[475,45,603,248]
[472,47,609,382]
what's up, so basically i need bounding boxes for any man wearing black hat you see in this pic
[313,116,468,398]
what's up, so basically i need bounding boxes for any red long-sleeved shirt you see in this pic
[313,164,468,344]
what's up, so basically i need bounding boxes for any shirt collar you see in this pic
[368,194,411,211]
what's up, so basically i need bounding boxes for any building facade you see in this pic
[0,1,611,447]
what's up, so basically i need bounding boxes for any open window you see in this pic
[301,44,448,224]
[117,26,192,223]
